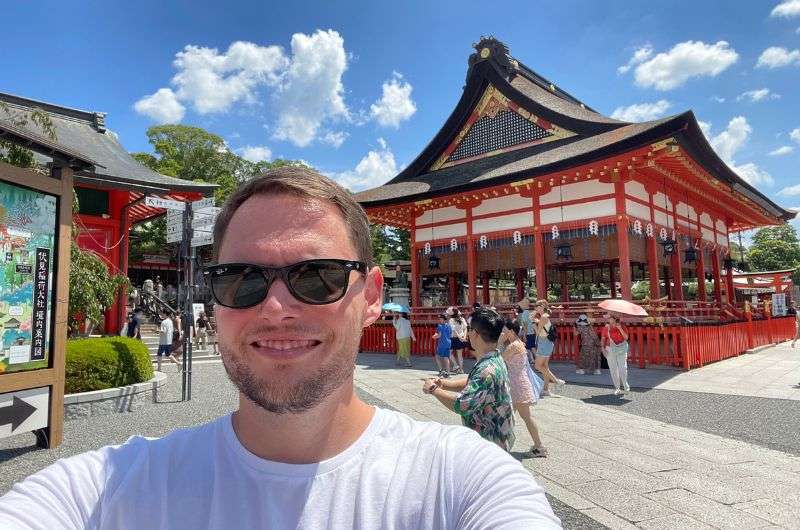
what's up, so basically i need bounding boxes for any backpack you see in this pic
[546,323,557,342]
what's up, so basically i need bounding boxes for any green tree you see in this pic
[747,225,800,272]
[0,102,56,170]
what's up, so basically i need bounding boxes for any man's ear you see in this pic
[361,266,384,328]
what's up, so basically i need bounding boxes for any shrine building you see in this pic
[0,92,216,333]
[355,38,796,368]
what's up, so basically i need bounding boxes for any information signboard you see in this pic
[0,181,57,375]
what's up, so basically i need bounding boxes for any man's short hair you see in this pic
[504,318,521,336]
[212,166,374,268]
[469,307,504,344]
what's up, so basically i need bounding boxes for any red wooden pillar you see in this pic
[695,245,706,302]
[481,271,490,304]
[614,182,632,300]
[647,235,660,299]
[725,261,736,305]
[466,237,477,306]
[515,268,525,301]
[670,239,684,301]
[410,230,420,307]
[447,274,457,306]
[534,230,547,301]
[711,250,722,306]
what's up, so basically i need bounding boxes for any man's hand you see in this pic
[421,378,439,394]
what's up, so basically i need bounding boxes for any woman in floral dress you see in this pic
[499,319,547,457]
[574,314,602,375]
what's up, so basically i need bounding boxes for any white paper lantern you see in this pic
[645,223,654,237]
[659,228,667,241]
[512,230,522,244]
[424,242,431,255]
[479,235,488,249]
[551,225,560,239]
[633,219,643,235]
[450,239,458,251]
[588,220,599,235]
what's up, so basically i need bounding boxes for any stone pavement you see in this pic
[355,353,800,529]
[547,340,800,401]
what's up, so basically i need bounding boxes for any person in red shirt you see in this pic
[601,313,630,395]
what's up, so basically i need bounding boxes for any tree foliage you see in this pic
[0,102,56,171]
[369,224,410,267]
[747,225,800,273]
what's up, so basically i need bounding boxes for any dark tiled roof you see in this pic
[0,92,216,195]
[356,115,679,205]
[0,118,98,169]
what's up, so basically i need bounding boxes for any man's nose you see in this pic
[256,277,299,319]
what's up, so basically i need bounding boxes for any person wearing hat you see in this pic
[574,314,602,375]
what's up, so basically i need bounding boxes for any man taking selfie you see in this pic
[0,167,560,529]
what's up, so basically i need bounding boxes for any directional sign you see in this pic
[191,197,215,211]
[191,232,214,247]
[166,227,183,243]
[0,387,49,440]
[191,208,221,229]
[145,196,186,211]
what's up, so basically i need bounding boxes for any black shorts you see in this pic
[451,338,466,350]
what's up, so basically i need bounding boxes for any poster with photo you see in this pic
[0,180,57,374]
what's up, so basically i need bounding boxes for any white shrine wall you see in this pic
[415,223,467,241]
[539,180,614,205]
[540,198,616,224]
[472,212,534,234]
[472,193,531,216]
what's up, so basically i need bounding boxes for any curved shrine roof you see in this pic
[355,37,791,224]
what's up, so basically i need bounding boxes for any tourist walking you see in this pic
[533,300,564,396]
[433,313,453,378]
[194,311,212,350]
[791,301,799,348]
[125,311,141,340]
[156,310,179,372]
[0,166,559,529]
[155,276,164,299]
[392,311,415,367]
[575,314,602,375]
[448,308,468,374]
[422,306,516,451]
[500,319,547,457]
[168,312,183,368]
[602,313,630,395]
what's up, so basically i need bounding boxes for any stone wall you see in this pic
[63,372,167,420]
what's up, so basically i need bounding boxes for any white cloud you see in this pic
[756,46,800,68]
[736,88,781,102]
[622,41,738,90]
[328,138,398,191]
[321,130,348,148]
[610,100,671,122]
[778,184,800,196]
[237,145,272,162]
[790,128,800,143]
[370,72,417,128]
[711,95,726,103]
[706,117,774,186]
[272,30,349,147]
[172,41,288,114]
[697,120,712,139]
[133,88,185,123]
[769,145,794,156]
[617,45,653,74]
[771,0,800,17]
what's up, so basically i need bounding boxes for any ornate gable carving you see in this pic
[429,85,576,171]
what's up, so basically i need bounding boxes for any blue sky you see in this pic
[3,1,800,227]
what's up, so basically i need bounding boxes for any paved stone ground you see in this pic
[355,353,800,529]
[550,340,800,401]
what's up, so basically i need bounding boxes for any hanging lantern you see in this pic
[683,247,697,263]
[659,227,667,241]
[512,230,522,244]
[555,243,573,260]
[428,254,440,270]
[479,235,488,249]
[661,238,677,257]
[423,242,431,255]
[551,225,560,239]
[632,219,643,235]
[646,223,654,238]
[588,220,599,235]
[450,239,458,251]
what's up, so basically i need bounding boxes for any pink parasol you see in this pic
[597,299,648,316]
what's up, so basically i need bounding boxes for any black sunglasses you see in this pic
[203,259,367,308]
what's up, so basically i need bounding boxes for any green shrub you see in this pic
[65,337,154,394]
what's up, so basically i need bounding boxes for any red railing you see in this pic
[360,315,797,369]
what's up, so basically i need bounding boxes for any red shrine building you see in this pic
[356,38,796,368]
[0,92,216,333]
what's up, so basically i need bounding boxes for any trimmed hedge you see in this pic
[65,337,154,394]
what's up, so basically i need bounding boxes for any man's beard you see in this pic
[220,325,362,414]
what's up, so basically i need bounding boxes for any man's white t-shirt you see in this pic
[158,317,173,346]
[393,317,414,340]
[0,408,560,529]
